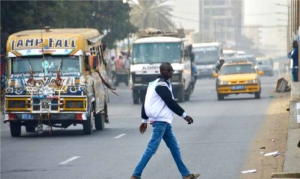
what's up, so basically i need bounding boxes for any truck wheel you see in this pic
[25,125,35,132]
[185,93,190,101]
[140,91,146,103]
[10,122,21,137]
[83,110,93,135]
[94,112,105,130]
[95,102,106,130]
[217,93,224,101]
[177,89,185,103]
[133,90,139,104]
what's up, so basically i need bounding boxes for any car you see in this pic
[236,51,246,56]
[213,61,264,100]
[223,49,236,57]
[244,54,257,66]
[256,56,274,76]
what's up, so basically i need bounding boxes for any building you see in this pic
[289,0,300,52]
[243,25,261,48]
[184,29,195,44]
[199,0,244,48]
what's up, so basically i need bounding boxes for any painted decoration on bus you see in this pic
[11,38,78,50]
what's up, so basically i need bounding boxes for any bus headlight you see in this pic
[6,87,13,93]
[69,86,78,93]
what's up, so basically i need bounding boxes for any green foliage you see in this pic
[129,0,174,30]
[1,0,137,51]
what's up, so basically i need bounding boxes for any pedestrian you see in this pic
[288,40,298,82]
[116,55,123,69]
[111,56,116,81]
[214,58,225,73]
[130,62,200,179]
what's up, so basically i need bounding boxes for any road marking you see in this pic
[59,156,81,165]
[115,134,126,139]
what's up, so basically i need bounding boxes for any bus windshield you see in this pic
[11,56,80,75]
[133,43,181,64]
[193,46,219,64]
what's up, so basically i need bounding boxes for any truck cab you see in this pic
[130,29,194,104]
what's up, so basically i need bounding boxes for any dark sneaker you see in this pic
[184,173,200,179]
[130,176,141,179]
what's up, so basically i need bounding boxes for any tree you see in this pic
[129,0,174,30]
[1,0,137,51]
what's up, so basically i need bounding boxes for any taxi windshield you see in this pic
[11,56,80,75]
[220,64,256,75]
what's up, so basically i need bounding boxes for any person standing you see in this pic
[130,63,200,179]
[110,56,116,81]
[214,58,225,73]
[288,40,298,81]
[116,55,123,70]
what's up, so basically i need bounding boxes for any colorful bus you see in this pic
[3,27,111,136]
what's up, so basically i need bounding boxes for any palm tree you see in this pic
[129,0,174,30]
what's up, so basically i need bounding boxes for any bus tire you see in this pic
[10,122,21,137]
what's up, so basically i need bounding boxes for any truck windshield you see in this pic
[133,43,181,64]
[11,56,80,75]
[193,46,219,65]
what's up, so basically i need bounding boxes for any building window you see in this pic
[211,8,226,16]
[204,9,211,15]
[211,0,225,6]
[204,0,210,5]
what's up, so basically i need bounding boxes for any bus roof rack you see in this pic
[137,28,185,38]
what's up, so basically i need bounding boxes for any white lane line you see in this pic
[115,134,126,139]
[59,156,81,165]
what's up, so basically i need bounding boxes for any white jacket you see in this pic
[144,79,175,123]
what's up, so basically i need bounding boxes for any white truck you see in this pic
[192,42,223,78]
[130,29,194,104]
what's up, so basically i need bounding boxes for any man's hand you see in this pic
[184,115,194,124]
[139,123,147,134]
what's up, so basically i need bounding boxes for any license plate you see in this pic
[22,114,33,120]
[231,85,245,90]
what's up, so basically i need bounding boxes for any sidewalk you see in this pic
[272,74,300,178]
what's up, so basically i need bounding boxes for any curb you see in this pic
[271,172,300,178]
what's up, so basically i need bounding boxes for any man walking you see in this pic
[288,40,298,82]
[130,63,200,179]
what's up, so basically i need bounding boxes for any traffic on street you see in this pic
[1,75,278,179]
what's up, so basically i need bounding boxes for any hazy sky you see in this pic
[170,0,289,53]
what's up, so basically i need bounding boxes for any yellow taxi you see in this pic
[213,62,264,100]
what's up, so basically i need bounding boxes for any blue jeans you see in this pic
[291,68,298,82]
[132,121,190,178]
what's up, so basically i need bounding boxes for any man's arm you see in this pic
[291,49,298,59]
[141,102,149,123]
[155,82,186,118]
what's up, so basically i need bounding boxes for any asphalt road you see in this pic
[1,75,278,179]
